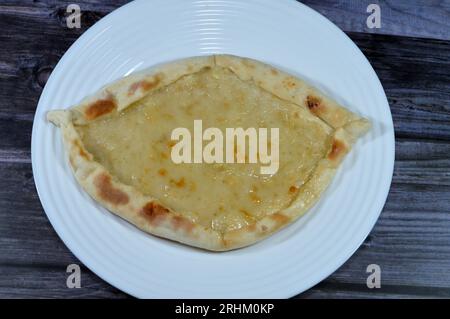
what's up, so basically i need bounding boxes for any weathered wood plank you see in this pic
[347,32,450,142]
[0,0,128,12]
[300,282,450,299]
[302,0,450,41]
[0,119,32,155]
[0,265,128,299]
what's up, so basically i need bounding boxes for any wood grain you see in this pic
[0,0,449,298]
[0,265,128,299]
[348,32,450,141]
[302,0,450,41]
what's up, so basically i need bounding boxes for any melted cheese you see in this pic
[76,66,332,233]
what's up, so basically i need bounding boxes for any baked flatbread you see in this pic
[47,55,370,251]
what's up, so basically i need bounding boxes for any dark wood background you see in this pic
[0,0,449,299]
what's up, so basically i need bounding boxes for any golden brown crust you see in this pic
[328,139,347,162]
[94,173,129,206]
[84,97,117,120]
[306,95,324,114]
[47,54,370,251]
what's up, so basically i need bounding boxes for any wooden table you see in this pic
[1,0,449,298]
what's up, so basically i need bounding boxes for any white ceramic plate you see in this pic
[32,0,394,298]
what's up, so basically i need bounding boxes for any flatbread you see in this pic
[47,55,370,251]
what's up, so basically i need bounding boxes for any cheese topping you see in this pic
[76,66,332,233]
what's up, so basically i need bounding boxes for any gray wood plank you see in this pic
[302,0,450,41]
[300,282,450,299]
[347,32,450,142]
[0,265,128,298]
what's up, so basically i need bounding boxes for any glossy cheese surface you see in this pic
[76,66,332,233]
